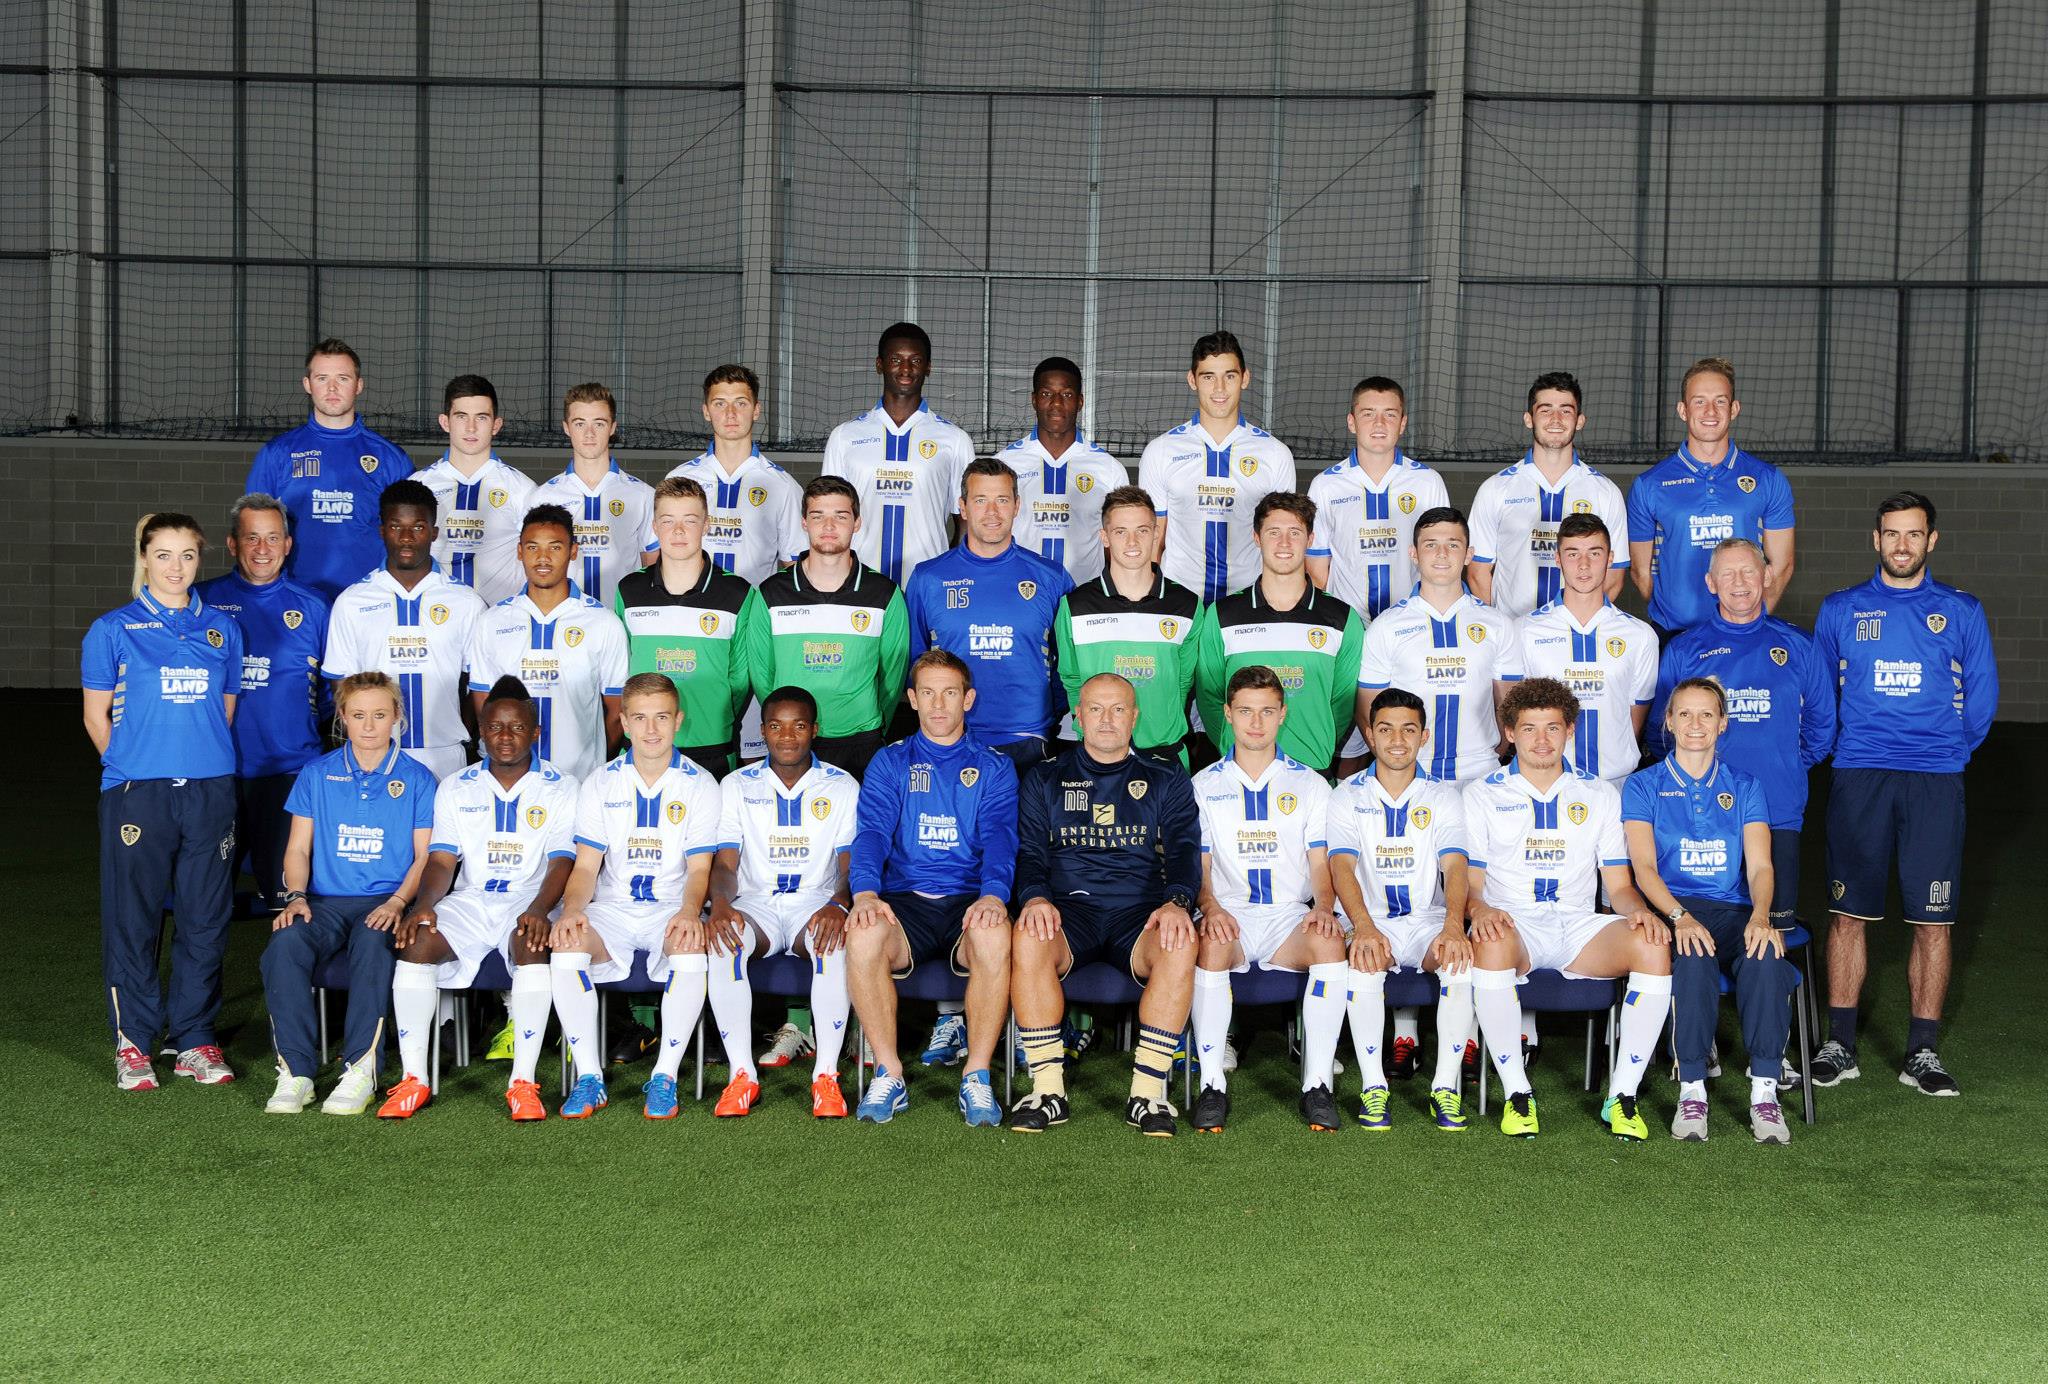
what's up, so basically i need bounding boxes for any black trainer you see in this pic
[1386,1036,1419,1080]
[1125,1095,1177,1137]
[1007,1091,1072,1131]
[1298,1083,1341,1132]
[1810,1039,1860,1087]
[1191,1084,1230,1133]
[608,1017,659,1066]
[1899,1047,1959,1096]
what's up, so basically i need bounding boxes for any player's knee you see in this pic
[964,924,1010,966]
[1149,939,1197,977]
[1195,934,1233,970]
[1471,934,1516,968]
[509,934,548,966]
[1631,937,1671,976]
[1304,931,1345,965]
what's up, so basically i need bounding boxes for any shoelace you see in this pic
[1909,1051,1948,1075]
[1753,1101,1783,1120]
[1679,1099,1710,1120]
[864,1075,904,1106]
[1361,1089,1389,1115]
[962,1081,997,1113]
[186,1044,226,1068]
[118,1047,152,1074]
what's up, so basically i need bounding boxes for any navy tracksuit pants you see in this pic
[99,776,236,1052]
[259,895,398,1078]
[1671,897,1799,1083]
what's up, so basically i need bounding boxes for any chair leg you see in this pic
[429,1002,440,1096]
[316,988,329,1067]
[695,1013,706,1102]
[1582,1014,1595,1092]
[853,1021,865,1102]
[1802,939,1822,1047]
[1004,1011,1015,1107]
[1796,979,1816,1126]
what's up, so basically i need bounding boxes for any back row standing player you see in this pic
[418,374,536,605]
[246,338,414,600]
[531,382,658,605]
[821,322,976,586]
[665,365,806,581]
[1002,356,1130,582]
[1140,331,1297,606]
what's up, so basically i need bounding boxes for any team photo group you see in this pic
[87,322,1998,1146]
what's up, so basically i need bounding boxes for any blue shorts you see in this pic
[1056,897,1156,980]
[1826,768,1964,925]
[884,891,972,977]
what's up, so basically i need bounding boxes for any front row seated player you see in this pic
[1623,679,1797,1144]
[546,673,721,1120]
[844,650,1019,1126]
[704,685,862,1119]
[1188,665,1346,1134]
[1462,677,1674,1141]
[1327,687,1476,1133]
[1009,673,1203,1137]
[261,673,437,1114]
[377,677,577,1121]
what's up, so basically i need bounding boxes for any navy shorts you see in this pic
[1826,768,1965,925]
[884,891,972,977]
[1057,897,1157,980]
[1769,827,1801,923]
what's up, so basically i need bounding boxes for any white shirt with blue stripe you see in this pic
[715,757,861,916]
[1192,754,1330,913]
[1001,428,1129,584]
[284,742,439,897]
[1516,598,1657,782]
[1138,414,1296,606]
[324,566,487,764]
[820,400,975,585]
[1325,766,1468,927]
[428,760,579,898]
[1359,591,1523,783]
[573,751,723,908]
[663,447,805,584]
[1306,451,1449,618]
[1468,452,1630,618]
[530,460,658,605]
[465,586,629,781]
[1462,760,1627,915]
[417,454,538,606]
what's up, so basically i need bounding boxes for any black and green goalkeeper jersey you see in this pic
[613,562,754,748]
[744,559,910,737]
[1052,568,1202,753]
[1193,579,1363,772]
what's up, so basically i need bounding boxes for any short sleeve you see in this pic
[466,619,500,694]
[409,772,438,830]
[1433,787,1468,858]
[1301,774,1332,848]
[828,779,860,853]
[429,782,464,857]
[599,615,628,696]
[683,772,721,854]
[1620,771,1653,824]
[544,783,579,858]
[1467,479,1500,564]
[284,761,321,819]
[80,617,121,690]
[1136,440,1167,514]
[1458,781,1491,868]
[1596,786,1628,864]
[1492,616,1524,680]
[715,773,743,851]
[1358,620,1393,689]
[1762,466,1796,529]
[1738,773,1770,827]
[323,599,363,680]
[1625,473,1658,545]
[1598,480,1630,567]
[1306,477,1334,558]
[572,769,610,852]
[1322,782,1360,856]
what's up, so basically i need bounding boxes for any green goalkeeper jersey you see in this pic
[744,559,910,737]
[1193,579,1363,773]
[1052,568,1202,754]
[613,562,755,748]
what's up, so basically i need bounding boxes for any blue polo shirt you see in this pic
[246,416,415,599]
[193,569,331,777]
[1621,756,1769,907]
[284,743,439,897]
[81,588,245,789]
[904,541,1073,742]
[1625,445,1794,631]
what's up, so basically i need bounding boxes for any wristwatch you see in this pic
[1164,889,1196,914]
[1666,905,1688,923]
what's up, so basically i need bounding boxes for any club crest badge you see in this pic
[1926,613,1947,634]
[1278,792,1298,815]
[388,780,406,798]
[699,613,720,635]
[429,604,450,625]
[1127,779,1148,800]
[488,487,508,508]
[1606,636,1626,658]
[960,766,979,787]
[1571,499,1592,514]
[748,486,767,507]
[1237,457,1258,478]
[282,610,305,630]
[851,610,871,632]
[811,798,831,820]
[1018,581,1037,601]
[1567,801,1589,825]
[1076,474,1095,493]
[526,806,548,829]
[206,628,225,648]
[563,626,586,648]
[1737,475,1757,493]
[1159,619,1178,640]
[1398,493,1417,514]
[1307,629,1328,650]
[1466,624,1487,644]
[918,439,938,460]
[1716,791,1735,811]
[120,824,141,846]
[360,455,380,474]
[1770,647,1789,666]
[608,498,626,518]
[1831,880,1846,901]
[667,800,686,824]
[1410,805,1432,829]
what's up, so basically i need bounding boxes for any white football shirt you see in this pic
[530,461,658,605]
[1305,451,1449,618]
[820,400,975,585]
[466,588,629,780]
[1137,415,1297,606]
[1359,592,1523,783]
[573,751,722,907]
[663,447,805,584]
[1467,452,1630,618]
[1516,600,1658,782]
[1326,769,1467,927]
[716,757,861,915]
[416,455,537,606]
[1000,429,1129,584]
[1461,763,1627,914]
[1192,754,1330,911]
[323,566,487,756]
[428,760,579,898]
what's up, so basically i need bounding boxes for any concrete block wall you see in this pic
[2,438,2040,719]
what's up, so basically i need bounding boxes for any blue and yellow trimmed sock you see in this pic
[1019,1023,1066,1097]
[1130,1022,1179,1103]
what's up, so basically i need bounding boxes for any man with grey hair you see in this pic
[195,494,333,912]
[1651,536,1834,931]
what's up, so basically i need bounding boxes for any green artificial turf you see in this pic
[3,691,2044,1381]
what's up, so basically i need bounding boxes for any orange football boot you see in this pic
[505,1078,547,1121]
[377,1075,432,1119]
[811,1072,848,1118]
[714,1072,762,1117]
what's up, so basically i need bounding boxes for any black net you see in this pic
[5,0,2047,461]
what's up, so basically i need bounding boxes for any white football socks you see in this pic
[549,953,600,1080]
[1473,968,1530,1097]
[657,954,709,1081]
[809,949,850,1077]
[707,941,757,1081]
[1190,967,1233,1091]
[392,961,438,1080]
[1609,971,1672,1098]
[1431,972,1474,1091]
[1300,962,1348,1091]
[1345,968,1387,1089]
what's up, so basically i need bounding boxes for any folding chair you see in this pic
[1056,962,1194,1108]
[1474,971,1622,1114]
[852,965,973,1101]
[596,952,709,1101]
